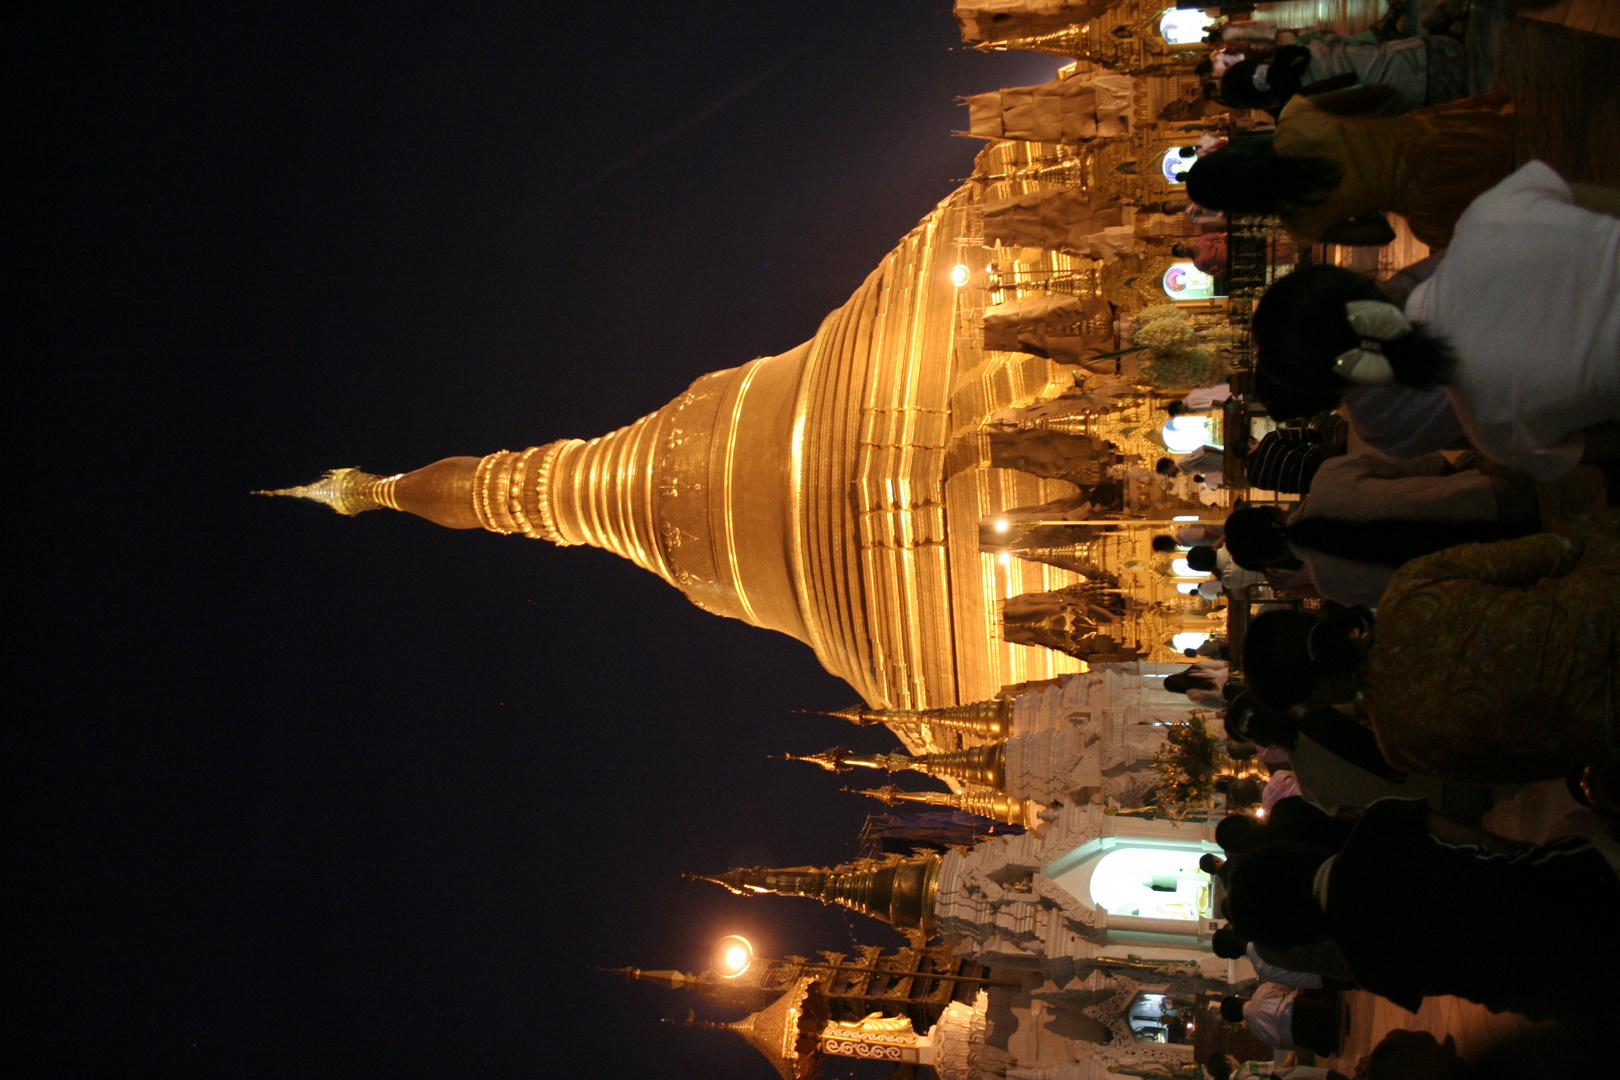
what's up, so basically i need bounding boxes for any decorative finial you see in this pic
[683,869,753,895]
[793,705,889,726]
[845,784,1026,826]
[776,747,852,772]
[254,467,397,516]
[846,784,909,806]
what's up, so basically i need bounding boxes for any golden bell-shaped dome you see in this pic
[264,180,1084,709]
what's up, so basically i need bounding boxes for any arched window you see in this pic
[1159,147,1192,186]
[1161,261,1219,300]
[1125,991,1196,1043]
[1160,415,1217,454]
[1159,10,1214,45]
[1087,846,1212,922]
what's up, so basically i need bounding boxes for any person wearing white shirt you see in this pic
[1251,161,1620,485]
[1221,983,1338,1054]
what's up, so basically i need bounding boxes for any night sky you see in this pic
[13,5,1060,1077]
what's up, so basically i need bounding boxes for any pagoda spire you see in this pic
[689,855,942,936]
[780,742,1007,789]
[803,698,1014,739]
[596,966,698,991]
[258,350,825,660]
[851,783,1028,827]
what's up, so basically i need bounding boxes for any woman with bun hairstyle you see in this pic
[1242,512,1620,784]
[1252,183,1620,483]
[1186,86,1513,248]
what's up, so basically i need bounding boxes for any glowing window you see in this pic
[1161,261,1218,300]
[1172,632,1209,652]
[1170,558,1209,579]
[1126,992,1195,1044]
[1175,582,1200,594]
[1159,147,1192,186]
[1088,847,1212,922]
[1159,10,1215,45]
[1161,416,1216,454]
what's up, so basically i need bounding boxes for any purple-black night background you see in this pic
[12,4,1059,1076]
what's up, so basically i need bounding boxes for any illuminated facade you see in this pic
[267,5,1290,1076]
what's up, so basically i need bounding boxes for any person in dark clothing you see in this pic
[1225,798,1620,1018]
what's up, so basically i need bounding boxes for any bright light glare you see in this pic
[1162,416,1217,455]
[950,264,970,287]
[1172,632,1209,652]
[712,934,756,978]
[994,519,1009,532]
[1170,558,1208,578]
[998,552,1011,566]
[1173,515,1199,522]
[1176,582,1199,594]
[1159,10,1214,44]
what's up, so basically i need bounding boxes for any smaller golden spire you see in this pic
[776,747,913,773]
[595,966,697,990]
[850,784,1028,827]
[688,857,941,935]
[254,468,398,516]
[781,743,1007,788]
[800,698,1014,740]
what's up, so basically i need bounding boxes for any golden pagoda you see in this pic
[263,179,1112,714]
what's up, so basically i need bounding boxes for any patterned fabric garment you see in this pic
[1360,511,1620,783]
[1273,92,1516,248]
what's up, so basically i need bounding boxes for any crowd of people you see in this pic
[1126,10,1620,1075]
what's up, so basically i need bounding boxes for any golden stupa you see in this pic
[262,181,1116,712]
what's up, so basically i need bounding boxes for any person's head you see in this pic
[1185,138,1343,216]
[1155,457,1179,477]
[1179,145,1197,159]
[1224,738,1257,760]
[1215,812,1259,853]
[1204,1050,1234,1080]
[1199,852,1225,875]
[1253,265,1457,404]
[1243,606,1374,710]
[1217,58,1282,111]
[1254,366,1334,420]
[1186,545,1219,572]
[1226,841,1334,947]
[1219,47,1311,108]
[1216,776,1262,807]
[1223,506,1291,570]
[1219,996,1247,1023]
[1211,926,1249,959]
[1151,534,1179,553]
[1165,399,1189,416]
[1224,690,1298,749]
[1194,58,1214,78]
[1163,673,1193,694]
[1184,647,1201,658]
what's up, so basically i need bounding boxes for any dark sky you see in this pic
[12,5,1058,1077]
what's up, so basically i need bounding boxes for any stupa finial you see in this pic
[254,467,397,516]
